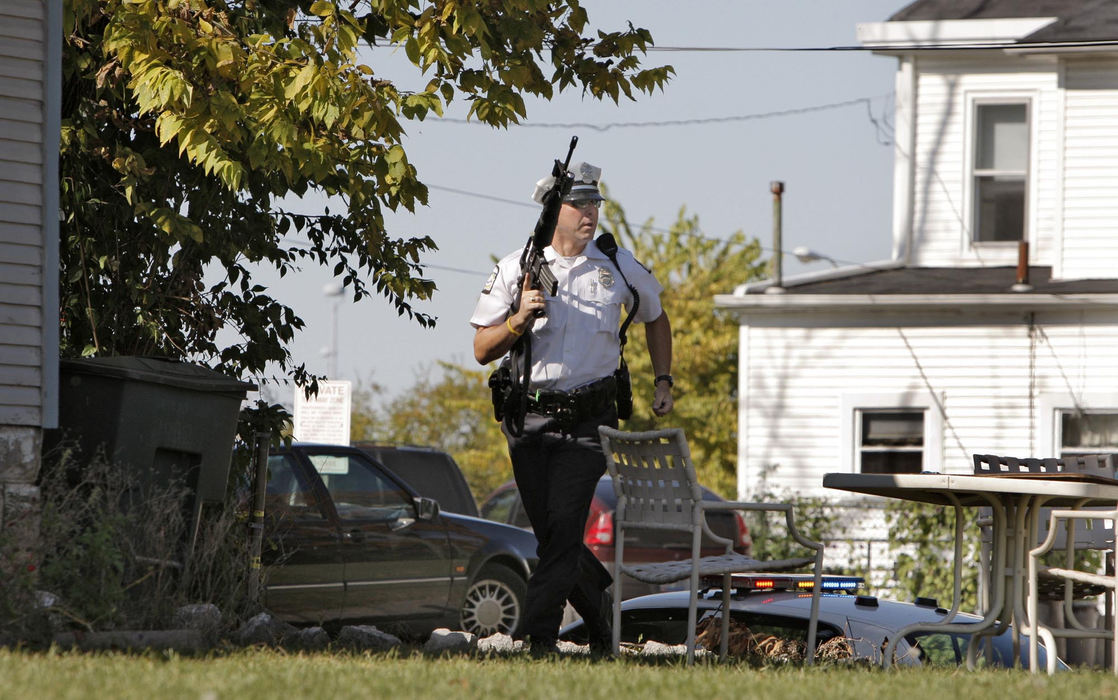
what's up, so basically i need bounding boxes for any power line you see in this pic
[438,95,892,132]
[647,40,1118,52]
[427,184,536,209]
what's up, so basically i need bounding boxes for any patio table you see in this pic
[822,471,1118,670]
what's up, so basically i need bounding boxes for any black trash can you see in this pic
[56,357,256,505]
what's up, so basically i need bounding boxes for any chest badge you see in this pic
[598,267,615,289]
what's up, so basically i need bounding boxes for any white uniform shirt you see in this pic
[470,239,664,392]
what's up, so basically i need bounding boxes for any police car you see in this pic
[558,574,1069,669]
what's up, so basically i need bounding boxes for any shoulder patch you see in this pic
[481,268,498,295]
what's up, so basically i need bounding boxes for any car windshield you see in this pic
[306,453,413,521]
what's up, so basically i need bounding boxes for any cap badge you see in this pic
[598,267,615,288]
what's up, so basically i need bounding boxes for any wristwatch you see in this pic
[655,374,674,388]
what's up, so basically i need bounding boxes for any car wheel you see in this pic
[460,563,526,638]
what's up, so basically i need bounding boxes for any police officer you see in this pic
[470,161,674,655]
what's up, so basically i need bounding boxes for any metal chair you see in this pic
[974,454,1117,608]
[1029,506,1118,673]
[598,426,825,664]
[972,454,1117,671]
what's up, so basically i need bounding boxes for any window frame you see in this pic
[841,392,944,474]
[1059,410,1118,457]
[1039,394,1118,459]
[857,409,927,475]
[964,94,1035,250]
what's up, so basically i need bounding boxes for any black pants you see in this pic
[504,408,616,643]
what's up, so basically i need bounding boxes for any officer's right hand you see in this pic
[510,277,545,334]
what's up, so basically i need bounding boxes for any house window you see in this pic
[858,410,925,474]
[1060,411,1118,458]
[973,102,1028,243]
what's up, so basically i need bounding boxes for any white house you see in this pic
[715,1,1118,530]
[1,0,61,570]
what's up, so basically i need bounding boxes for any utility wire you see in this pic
[647,40,1118,52]
[438,95,892,132]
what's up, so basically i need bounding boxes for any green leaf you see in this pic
[405,37,420,65]
[309,1,334,18]
[285,62,316,100]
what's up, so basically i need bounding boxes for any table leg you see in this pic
[884,494,1006,669]
[966,493,1010,670]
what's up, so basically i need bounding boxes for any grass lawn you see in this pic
[2,649,1118,700]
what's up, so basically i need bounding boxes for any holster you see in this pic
[488,361,513,421]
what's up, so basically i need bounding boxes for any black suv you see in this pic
[262,443,537,638]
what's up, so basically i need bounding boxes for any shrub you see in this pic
[0,444,259,642]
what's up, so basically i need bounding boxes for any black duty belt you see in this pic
[526,375,617,430]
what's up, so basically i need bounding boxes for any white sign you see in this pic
[292,380,351,445]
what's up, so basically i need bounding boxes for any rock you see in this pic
[335,625,401,652]
[639,640,688,657]
[284,626,330,652]
[477,633,523,655]
[172,603,222,642]
[33,590,68,635]
[52,629,207,654]
[234,612,296,647]
[423,628,477,655]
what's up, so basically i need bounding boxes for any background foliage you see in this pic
[884,500,981,610]
[599,196,766,496]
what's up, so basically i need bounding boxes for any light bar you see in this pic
[820,578,862,591]
[724,573,864,593]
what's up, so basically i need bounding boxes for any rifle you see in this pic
[498,136,578,436]
[510,135,578,319]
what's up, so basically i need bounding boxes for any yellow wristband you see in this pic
[506,317,523,336]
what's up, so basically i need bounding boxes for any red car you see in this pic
[479,476,752,598]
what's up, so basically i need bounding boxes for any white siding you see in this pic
[736,309,1118,502]
[1057,58,1118,280]
[906,55,1061,268]
[0,0,45,427]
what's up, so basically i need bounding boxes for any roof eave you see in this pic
[735,259,903,295]
[856,17,1059,49]
[1003,43,1118,56]
[713,293,1118,315]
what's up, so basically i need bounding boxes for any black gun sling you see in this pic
[595,233,638,421]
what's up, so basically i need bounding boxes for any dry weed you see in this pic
[696,614,862,665]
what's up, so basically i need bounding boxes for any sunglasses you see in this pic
[565,198,602,210]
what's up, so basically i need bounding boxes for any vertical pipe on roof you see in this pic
[765,181,786,294]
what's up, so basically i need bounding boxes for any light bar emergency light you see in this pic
[720,573,864,593]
